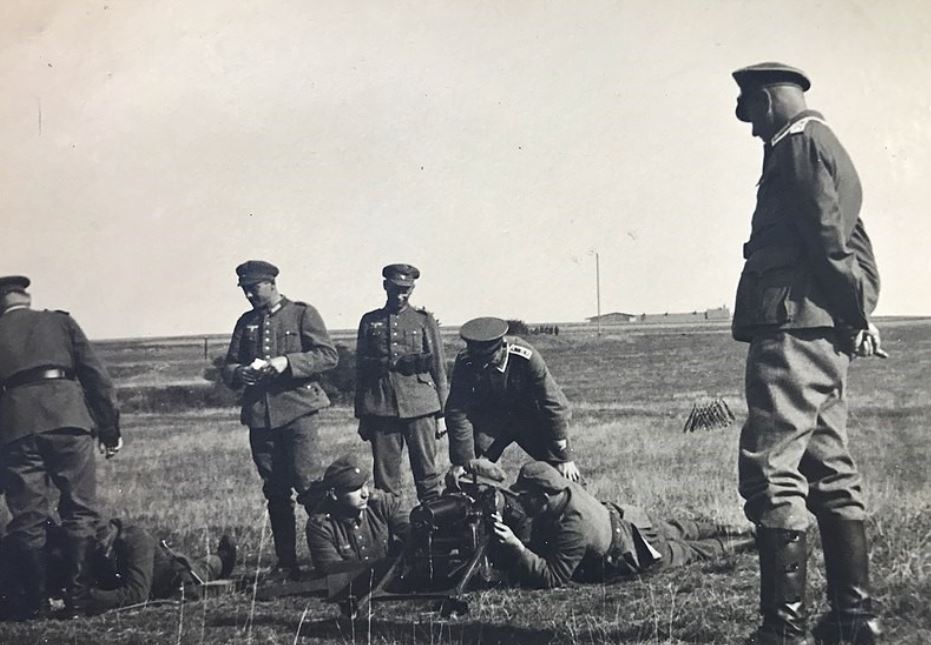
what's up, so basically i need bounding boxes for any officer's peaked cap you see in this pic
[382,263,420,287]
[510,461,568,495]
[323,454,367,491]
[732,62,811,123]
[236,260,279,286]
[460,317,509,344]
[0,275,30,296]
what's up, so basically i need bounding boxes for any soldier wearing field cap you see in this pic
[305,454,409,574]
[354,264,447,502]
[222,260,338,579]
[445,317,581,485]
[490,462,754,589]
[730,63,883,644]
[0,275,121,619]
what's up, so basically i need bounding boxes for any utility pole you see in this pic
[595,252,601,337]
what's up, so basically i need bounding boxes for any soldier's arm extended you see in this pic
[353,315,368,418]
[286,304,339,378]
[509,518,588,589]
[306,518,346,575]
[526,352,572,459]
[782,129,873,330]
[88,528,156,610]
[423,311,448,415]
[67,315,120,435]
[444,356,476,466]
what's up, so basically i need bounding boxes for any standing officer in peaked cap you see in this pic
[444,317,581,485]
[0,275,121,619]
[354,264,448,502]
[729,63,883,644]
[222,260,338,579]
[305,454,409,574]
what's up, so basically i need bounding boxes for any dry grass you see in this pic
[2,320,930,643]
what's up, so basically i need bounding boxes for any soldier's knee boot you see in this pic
[812,517,882,645]
[267,499,299,579]
[747,527,810,645]
[10,542,50,621]
[62,536,95,616]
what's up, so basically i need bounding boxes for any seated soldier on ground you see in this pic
[491,461,755,589]
[306,455,410,575]
[45,518,237,614]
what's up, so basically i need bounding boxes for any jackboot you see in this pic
[267,498,300,579]
[812,517,882,645]
[61,536,95,617]
[747,527,810,645]
[10,542,50,621]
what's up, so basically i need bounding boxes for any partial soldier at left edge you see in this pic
[0,275,122,620]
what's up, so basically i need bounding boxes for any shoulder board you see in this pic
[53,309,71,316]
[290,300,309,307]
[771,116,829,146]
[412,305,433,316]
[507,344,533,360]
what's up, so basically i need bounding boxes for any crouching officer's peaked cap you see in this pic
[323,454,367,491]
[732,62,811,123]
[0,275,30,296]
[510,461,568,495]
[382,263,420,287]
[235,260,279,286]
[460,317,509,344]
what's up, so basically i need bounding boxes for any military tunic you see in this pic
[306,491,409,574]
[355,305,447,501]
[732,112,879,530]
[508,478,740,589]
[222,296,338,569]
[0,307,119,549]
[446,336,571,466]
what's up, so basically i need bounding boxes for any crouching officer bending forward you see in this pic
[306,455,410,575]
[492,462,754,589]
[445,317,580,486]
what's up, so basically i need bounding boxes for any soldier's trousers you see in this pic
[0,428,100,551]
[250,413,321,565]
[739,329,865,531]
[368,415,441,502]
[648,518,746,570]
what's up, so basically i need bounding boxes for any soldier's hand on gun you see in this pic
[853,322,888,359]
[491,513,524,552]
[445,465,466,490]
[99,436,123,460]
[435,417,447,440]
[555,460,581,483]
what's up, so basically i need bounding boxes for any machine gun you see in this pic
[338,477,518,618]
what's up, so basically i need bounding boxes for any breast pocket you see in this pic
[404,329,423,353]
[279,329,301,352]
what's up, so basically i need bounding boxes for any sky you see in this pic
[2,1,929,339]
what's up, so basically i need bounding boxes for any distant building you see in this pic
[587,307,730,324]
[586,312,638,324]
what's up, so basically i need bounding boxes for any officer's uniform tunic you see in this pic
[509,478,735,589]
[354,305,447,501]
[222,296,338,566]
[446,336,571,466]
[306,491,410,574]
[733,111,880,530]
[0,307,119,549]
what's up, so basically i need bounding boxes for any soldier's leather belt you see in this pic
[2,367,74,390]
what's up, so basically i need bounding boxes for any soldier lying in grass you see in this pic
[491,461,755,589]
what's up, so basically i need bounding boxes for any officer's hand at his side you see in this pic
[445,465,466,490]
[853,322,888,359]
[435,417,447,439]
[555,460,581,483]
[98,436,123,460]
[357,418,373,442]
[491,513,524,553]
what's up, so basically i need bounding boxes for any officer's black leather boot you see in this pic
[747,527,810,645]
[812,517,882,645]
[216,534,237,579]
[12,542,50,621]
[267,499,300,579]
[62,536,94,617]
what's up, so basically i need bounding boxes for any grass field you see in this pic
[1,320,929,644]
